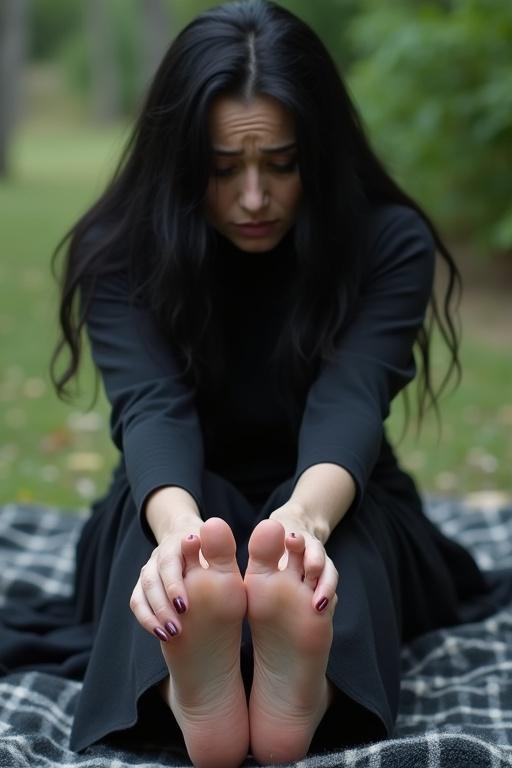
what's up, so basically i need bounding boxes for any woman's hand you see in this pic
[129,517,203,641]
[269,501,339,612]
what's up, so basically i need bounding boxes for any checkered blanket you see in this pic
[1,497,512,767]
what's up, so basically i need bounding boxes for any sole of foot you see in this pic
[245,518,336,765]
[159,517,249,768]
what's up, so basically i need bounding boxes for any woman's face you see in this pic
[205,94,302,253]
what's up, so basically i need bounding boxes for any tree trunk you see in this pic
[136,0,174,104]
[0,0,28,178]
[85,0,122,123]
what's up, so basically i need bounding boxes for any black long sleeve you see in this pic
[81,272,205,540]
[292,205,436,514]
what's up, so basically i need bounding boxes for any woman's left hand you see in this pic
[268,501,339,612]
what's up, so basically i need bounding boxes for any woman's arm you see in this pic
[82,270,207,639]
[270,463,355,544]
[81,270,205,545]
[265,206,436,612]
[145,485,203,543]
[291,205,436,520]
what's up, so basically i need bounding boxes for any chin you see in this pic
[230,230,287,253]
[234,238,279,253]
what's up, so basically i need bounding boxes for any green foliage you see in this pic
[30,0,82,61]
[347,0,512,255]
[57,0,140,115]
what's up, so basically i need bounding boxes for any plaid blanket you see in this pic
[1,496,512,767]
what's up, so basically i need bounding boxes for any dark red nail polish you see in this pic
[290,532,297,538]
[316,597,329,612]
[174,597,186,614]
[165,621,178,637]
[187,534,196,540]
[154,627,168,641]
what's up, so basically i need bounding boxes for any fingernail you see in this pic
[316,597,329,612]
[165,621,178,637]
[173,597,186,614]
[154,627,168,641]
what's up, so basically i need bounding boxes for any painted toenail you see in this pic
[186,534,196,540]
[174,597,186,614]
[154,627,168,641]
[290,532,297,538]
[316,597,329,612]
[165,621,179,637]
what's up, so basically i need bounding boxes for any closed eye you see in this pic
[211,159,298,178]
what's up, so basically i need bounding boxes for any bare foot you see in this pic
[158,517,249,768]
[245,519,336,765]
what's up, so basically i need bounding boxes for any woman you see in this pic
[5,1,507,767]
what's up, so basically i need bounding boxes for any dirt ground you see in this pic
[461,287,511,348]
[439,248,511,350]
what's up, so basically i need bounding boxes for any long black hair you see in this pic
[50,0,461,437]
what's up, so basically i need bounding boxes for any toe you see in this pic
[199,518,239,573]
[181,534,201,572]
[246,519,285,574]
[284,532,306,576]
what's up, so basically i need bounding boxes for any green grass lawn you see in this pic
[1,121,510,511]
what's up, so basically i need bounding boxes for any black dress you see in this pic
[0,204,508,754]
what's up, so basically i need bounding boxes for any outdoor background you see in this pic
[0,0,510,512]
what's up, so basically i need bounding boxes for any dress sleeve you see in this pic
[292,205,436,516]
[81,270,204,543]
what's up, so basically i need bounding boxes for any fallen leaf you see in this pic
[40,427,74,453]
[66,452,103,472]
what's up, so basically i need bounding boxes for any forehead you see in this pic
[208,94,295,149]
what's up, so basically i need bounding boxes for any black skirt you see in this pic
[0,459,509,756]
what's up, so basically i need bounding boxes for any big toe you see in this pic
[200,517,239,572]
[246,519,285,574]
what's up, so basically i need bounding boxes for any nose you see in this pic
[239,166,268,213]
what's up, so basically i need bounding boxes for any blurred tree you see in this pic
[348,0,512,256]
[85,0,122,122]
[0,0,29,178]
[30,0,81,62]
[278,0,360,71]
[136,0,175,103]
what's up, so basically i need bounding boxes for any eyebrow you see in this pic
[212,142,297,156]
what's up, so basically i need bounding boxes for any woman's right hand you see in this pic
[129,511,203,641]
[130,486,203,642]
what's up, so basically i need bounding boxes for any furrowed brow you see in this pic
[213,142,297,156]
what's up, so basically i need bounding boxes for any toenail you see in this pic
[153,627,168,642]
[316,597,329,612]
[173,597,186,614]
[290,532,297,538]
[165,621,178,637]
[187,534,196,540]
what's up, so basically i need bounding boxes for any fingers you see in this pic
[284,531,339,615]
[303,536,326,590]
[130,532,201,641]
[284,531,306,574]
[129,571,180,641]
[311,554,339,614]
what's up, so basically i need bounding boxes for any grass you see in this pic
[0,120,510,511]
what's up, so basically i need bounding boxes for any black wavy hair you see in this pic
[50,0,461,438]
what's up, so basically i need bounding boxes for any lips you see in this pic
[234,220,277,237]
[236,220,275,227]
